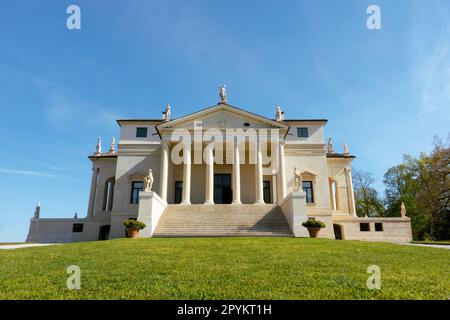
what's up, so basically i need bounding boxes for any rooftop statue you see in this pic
[95,137,102,155]
[33,202,40,219]
[109,137,115,153]
[327,138,334,154]
[219,84,227,103]
[164,104,171,121]
[275,105,283,121]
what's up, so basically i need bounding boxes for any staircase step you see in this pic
[153,204,292,237]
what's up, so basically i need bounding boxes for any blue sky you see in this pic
[0,0,449,242]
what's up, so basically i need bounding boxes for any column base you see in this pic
[180,200,191,205]
[254,200,265,205]
[231,200,242,205]
[204,201,215,205]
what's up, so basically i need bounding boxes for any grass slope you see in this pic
[0,238,449,300]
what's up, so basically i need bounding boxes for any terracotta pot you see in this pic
[307,227,320,238]
[127,228,139,238]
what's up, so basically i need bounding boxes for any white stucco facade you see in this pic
[26,101,412,243]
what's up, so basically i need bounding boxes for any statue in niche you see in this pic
[294,167,303,192]
[144,169,154,192]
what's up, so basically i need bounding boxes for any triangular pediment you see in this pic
[156,103,288,132]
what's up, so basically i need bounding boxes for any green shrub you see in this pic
[302,219,325,229]
[123,220,146,230]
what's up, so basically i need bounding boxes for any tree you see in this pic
[382,135,450,240]
[415,136,450,240]
[353,170,385,217]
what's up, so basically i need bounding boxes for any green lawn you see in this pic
[0,238,449,300]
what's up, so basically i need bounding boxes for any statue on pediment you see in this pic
[219,84,227,103]
[164,104,171,121]
[275,105,283,121]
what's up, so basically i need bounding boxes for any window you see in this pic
[263,181,271,203]
[174,181,183,204]
[72,223,84,233]
[297,127,309,138]
[302,181,314,203]
[102,177,115,211]
[360,223,370,232]
[375,223,383,232]
[136,127,148,138]
[130,181,144,204]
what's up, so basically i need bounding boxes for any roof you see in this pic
[116,119,164,127]
[326,153,356,159]
[115,105,327,128]
[282,119,328,125]
[156,102,290,130]
[88,153,118,160]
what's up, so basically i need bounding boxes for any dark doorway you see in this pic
[174,181,183,204]
[214,174,232,204]
[333,224,343,240]
[263,181,271,204]
[98,225,110,241]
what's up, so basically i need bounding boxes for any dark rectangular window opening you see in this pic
[136,127,148,138]
[130,181,144,204]
[375,223,383,232]
[360,223,370,232]
[297,127,309,138]
[72,223,84,233]
[174,181,183,204]
[302,181,314,203]
[263,181,271,204]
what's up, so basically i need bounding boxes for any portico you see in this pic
[157,138,285,205]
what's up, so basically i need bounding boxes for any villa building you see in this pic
[27,90,412,242]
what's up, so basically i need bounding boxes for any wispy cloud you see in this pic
[409,0,450,120]
[0,168,59,178]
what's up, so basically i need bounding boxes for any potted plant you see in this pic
[302,219,326,238]
[123,220,146,238]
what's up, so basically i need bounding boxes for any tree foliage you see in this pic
[354,135,449,240]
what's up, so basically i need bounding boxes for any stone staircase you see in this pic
[153,204,293,237]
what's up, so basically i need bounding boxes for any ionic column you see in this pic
[255,139,264,204]
[159,141,169,201]
[278,141,287,202]
[181,142,191,205]
[345,168,356,216]
[232,139,241,205]
[204,142,214,205]
[87,167,99,218]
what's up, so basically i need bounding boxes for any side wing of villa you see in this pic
[27,93,412,243]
